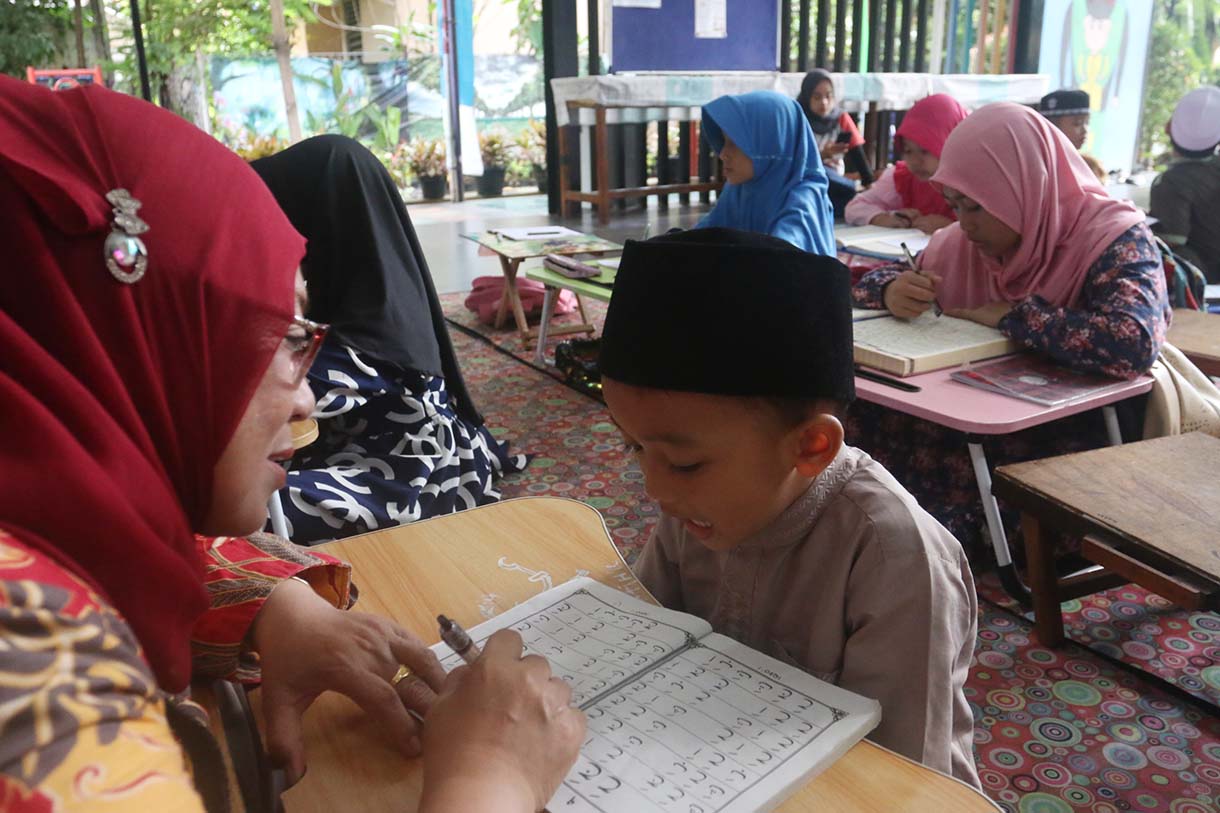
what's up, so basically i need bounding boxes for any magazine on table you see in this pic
[949,354,1129,406]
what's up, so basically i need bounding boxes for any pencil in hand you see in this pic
[900,241,942,318]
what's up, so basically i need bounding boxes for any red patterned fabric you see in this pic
[0,528,348,808]
[193,533,352,682]
[0,76,305,691]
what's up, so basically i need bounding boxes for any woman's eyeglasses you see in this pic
[284,315,329,385]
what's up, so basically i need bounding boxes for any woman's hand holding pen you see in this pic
[420,629,586,813]
[884,268,943,320]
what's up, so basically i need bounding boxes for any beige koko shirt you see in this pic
[633,444,981,788]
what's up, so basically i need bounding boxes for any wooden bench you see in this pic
[557,100,724,224]
[993,432,1220,647]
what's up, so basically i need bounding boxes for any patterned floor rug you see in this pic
[440,289,610,381]
[450,306,1220,813]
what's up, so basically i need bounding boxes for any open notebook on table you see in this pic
[854,312,1020,377]
[835,226,930,262]
[431,578,881,813]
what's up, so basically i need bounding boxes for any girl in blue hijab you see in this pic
[696,90,836,255]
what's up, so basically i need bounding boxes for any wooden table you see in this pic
[1168,308,1220,377]
[255,497,997,812]
[993,433,1220,647]
[467,232,620,347]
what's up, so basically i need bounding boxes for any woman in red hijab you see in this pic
[0,77,580,811]
[844,94,968,234]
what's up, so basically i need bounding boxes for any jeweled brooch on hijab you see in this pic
[104,189,149,284]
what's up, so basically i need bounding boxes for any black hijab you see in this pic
[252,135,482,425]
[796,69,840,136]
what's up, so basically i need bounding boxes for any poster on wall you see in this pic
[1037,0,1154,174]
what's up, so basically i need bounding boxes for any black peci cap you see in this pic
[599,227,855,403]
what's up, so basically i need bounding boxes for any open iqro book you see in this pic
[854,312,1020,377]
[431,578,881,813]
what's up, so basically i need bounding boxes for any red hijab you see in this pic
[0,77,304,690]
[922,103,1144,311]
[892,94,968,220]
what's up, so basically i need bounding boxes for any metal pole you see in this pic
[798,0,810,70]
[834,0,848,70]
[442,0,464,201]
[129,0,151,101]
[586,0,600,75]
[814,0,829,69]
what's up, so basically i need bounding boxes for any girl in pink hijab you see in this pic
[844,94,967,234]
[848,102,1170,548]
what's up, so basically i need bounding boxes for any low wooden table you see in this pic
[1168,308,1220,377]
[993,432,1220,647]
[253,497,997,812]
[468,231,620,347]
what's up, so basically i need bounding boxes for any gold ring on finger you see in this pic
[390,664,413,687]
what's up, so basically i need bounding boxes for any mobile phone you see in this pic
[835,130,852,145]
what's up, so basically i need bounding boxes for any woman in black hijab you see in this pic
[252,135,526,543]
[796,69,874,217]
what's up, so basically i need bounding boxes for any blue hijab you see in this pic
[696,91,836,256]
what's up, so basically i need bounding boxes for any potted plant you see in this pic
[514,119,547,190]
[404,137,448,200]
[476,128,510,197]
[384,143,412,191]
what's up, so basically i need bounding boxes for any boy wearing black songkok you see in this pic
[600,228,980,788]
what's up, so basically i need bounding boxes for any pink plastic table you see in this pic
[854,360,1154,601]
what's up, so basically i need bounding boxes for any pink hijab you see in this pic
[921,102,1144,310]
[894,93,967,159]
[892,94,968,220]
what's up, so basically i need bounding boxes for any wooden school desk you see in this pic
[466,231,620,348]
[854,363,1153,603]
[992,433,1220,647]
[248,498,998,813]
[1167,309,1220,377]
